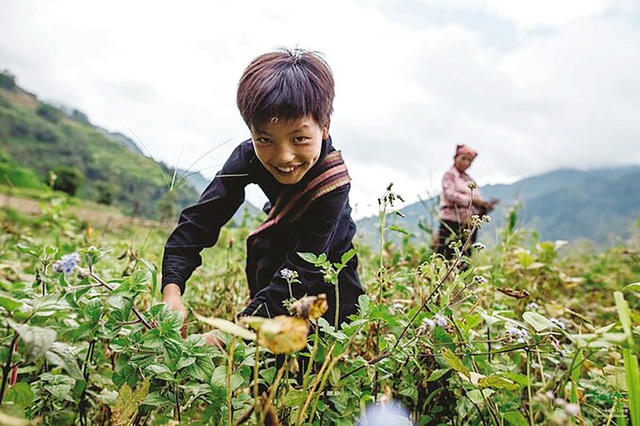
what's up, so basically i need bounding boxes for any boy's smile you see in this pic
[251,116,328,185]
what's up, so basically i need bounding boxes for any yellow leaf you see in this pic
[193,313,257,341]
[242,315,309,354]
[289,294,329,320]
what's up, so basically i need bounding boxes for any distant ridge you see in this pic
[356,165,640,247]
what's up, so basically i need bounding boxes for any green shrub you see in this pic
[0,71,17,90]
[50,166,84,196]
[36,102,63,123]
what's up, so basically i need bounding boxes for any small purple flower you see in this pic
[526,302,540,311]
[52,252,81,275]
[280,268,298,282]
[505,325,528,343]
[421,318,436,332]
[434,313,448,327]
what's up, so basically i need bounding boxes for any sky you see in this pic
[1,0,639,218]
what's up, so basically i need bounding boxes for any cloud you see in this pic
[1,0,639,218]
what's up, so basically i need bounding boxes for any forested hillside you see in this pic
[0,70,199,220]
[356,166,640,247]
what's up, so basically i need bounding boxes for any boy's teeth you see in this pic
[278,166,295,172]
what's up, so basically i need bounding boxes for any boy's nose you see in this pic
[276,146,295,163]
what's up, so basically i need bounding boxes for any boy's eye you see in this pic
[255,137,272,144]
[293,136,308,143]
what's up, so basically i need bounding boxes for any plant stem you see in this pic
[334,281,340,330]
[228,336,237,426]
[0,332,19,404]
[302,321,320,389]
[88,268,153,330]
[526,349,535,426]
[296,343,336,426]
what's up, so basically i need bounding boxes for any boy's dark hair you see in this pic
[237,47,335,130]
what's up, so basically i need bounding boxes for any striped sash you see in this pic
[249,150,350,237]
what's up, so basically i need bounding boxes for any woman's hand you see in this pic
[162,283,188,338]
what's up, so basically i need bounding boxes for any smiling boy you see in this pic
[161,48,364,332]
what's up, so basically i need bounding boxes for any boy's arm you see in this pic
[162,143,251,325]
[162,283,188,337]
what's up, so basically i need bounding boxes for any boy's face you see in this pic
[251,116,328,185]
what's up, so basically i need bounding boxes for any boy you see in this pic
[161,48,364,333]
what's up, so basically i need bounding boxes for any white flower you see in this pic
[526,302,540,311]
[473,275,488,284]
[472,242,485,250]
[550,318,566,330]
[565,403,580,417]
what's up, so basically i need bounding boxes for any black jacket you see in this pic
[161,136,363,324]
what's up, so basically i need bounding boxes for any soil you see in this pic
[0,192,167,230]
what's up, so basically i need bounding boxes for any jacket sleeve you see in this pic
[244,184,352,316]
[161,144,251,294]
[442,169,477,206]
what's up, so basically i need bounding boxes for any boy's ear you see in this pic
[322,122,330,139]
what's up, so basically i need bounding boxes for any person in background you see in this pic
[435,144,498,262]
[161,48,364,336]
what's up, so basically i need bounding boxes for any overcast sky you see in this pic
[1,0,639,218]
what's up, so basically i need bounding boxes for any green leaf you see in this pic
[0,295,22,313]
[230,373,244,392]
[10,322,57,363]
[143,391,171,407]
[140,329,164,350]
[478,375,519,390]
[439,347,470,378]
[426,368,451,382]
[623,282,640,292]
[388,225,410,235]
[298,252,319,264]
[259,367,276,385]
[210,365,227,387]
[31,295,69,317]
[503,410,529,426]
[193,313,256,341]
[176,356,196,370]
[500,372,530,387]
[4,382,34,407]
[85,298,104,321]
[466,389,494,404]
[522,312,553,332]
[145,364,175,381]
[281,389,306,408]
[340,248,357,266]
[45,342,83,380]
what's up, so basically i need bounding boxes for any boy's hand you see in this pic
[162,284,188,338]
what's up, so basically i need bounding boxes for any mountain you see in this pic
[356,166,640,247]
[0,70,199,219]
[0,70,262,224]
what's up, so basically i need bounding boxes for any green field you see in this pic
[0,187,638,425]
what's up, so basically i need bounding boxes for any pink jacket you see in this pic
[439,166,484,224]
